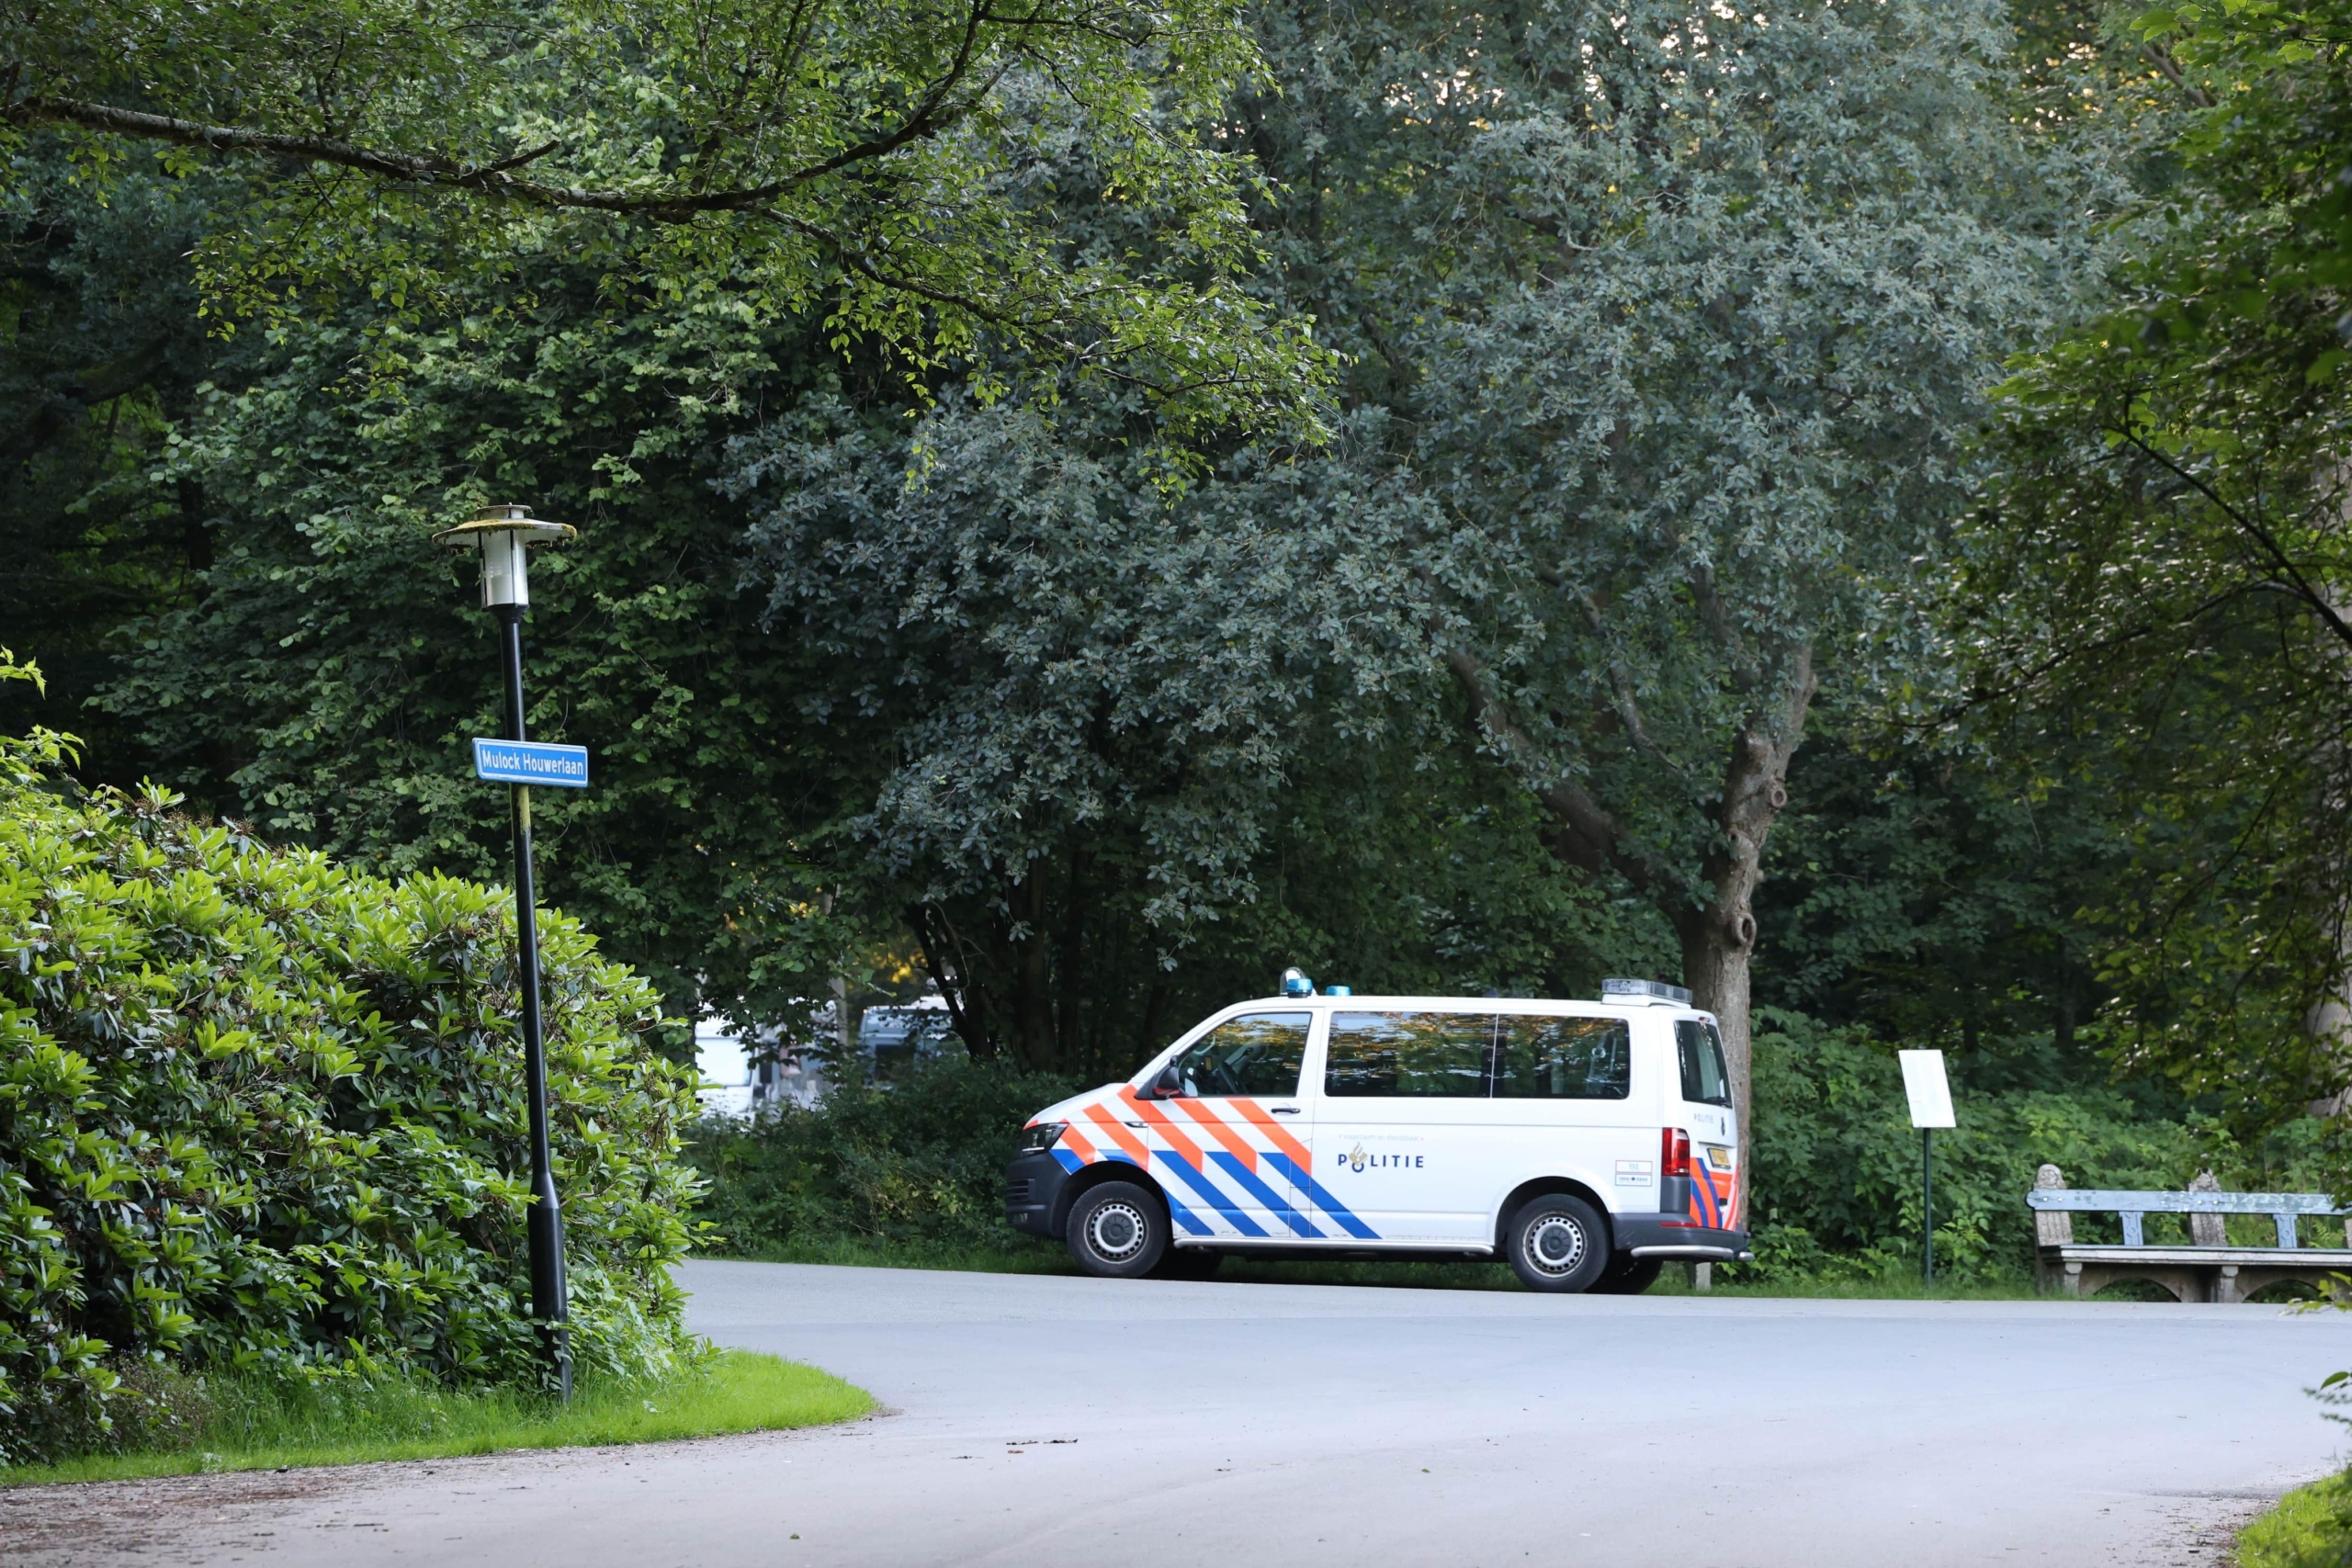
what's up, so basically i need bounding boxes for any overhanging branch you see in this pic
[3,81,978,220]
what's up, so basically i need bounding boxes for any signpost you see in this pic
[435,504,582,1400]
[1899,1050,1956,1285]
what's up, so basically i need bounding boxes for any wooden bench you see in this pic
[2027,1165,2352,1303]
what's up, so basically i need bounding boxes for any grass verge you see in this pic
[0,1350,874,1488]
[2236,1473,2352,1568]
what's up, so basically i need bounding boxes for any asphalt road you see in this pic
[6,1259,2346,1567]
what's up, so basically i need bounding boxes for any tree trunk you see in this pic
[1442,640,1815,1201]
[1679,674,1815,1184]
[1010,871,1053,1070]
[909,901,1001,1062]
[1057,844,1091,1072]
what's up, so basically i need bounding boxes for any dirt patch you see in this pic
[0,1465,365,1564]
[0,1426,854,1567]
[2126,1488,2290,1566]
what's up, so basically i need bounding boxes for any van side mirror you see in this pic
[1148,1063,1184,1100]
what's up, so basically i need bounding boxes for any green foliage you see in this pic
[1960,0,2352,1126]
[2234,1471,2352,1568]
[0,663,703,1465]
[1757,727,2124,1054]
[95,243,880,1036]
[10,0,2299,1197]
[1260,0,2079,914]
[686,1059,1080,1254]
[4,0,1327,433]
[1731,1008,2324,1283]
[0,154,229,770]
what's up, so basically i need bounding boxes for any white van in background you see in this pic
[694,995,965,1118]
[1003,976,1747,1293]
[692,1012,826,1117]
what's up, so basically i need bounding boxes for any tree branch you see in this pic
[1441,646,1658,892]
[2122,427,2352,660]
[3,75,979,220]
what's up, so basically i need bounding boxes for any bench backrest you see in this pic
[2025,1188,2346,1249]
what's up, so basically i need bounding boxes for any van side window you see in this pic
[1675,1020,1731,1107]
[1170,1012,1311,1097]
[1325,1011,1492,1097]
[1493,1016,1630,1099]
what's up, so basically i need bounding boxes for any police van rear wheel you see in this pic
[1505,1195,1609,1293]
[1067,1181,1169,1279]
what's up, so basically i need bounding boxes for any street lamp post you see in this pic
[434,502,580,1399]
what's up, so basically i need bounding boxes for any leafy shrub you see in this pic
[0,676,703,1464]
[1736,1007,2326,1281]
[686,1058,1080,1254]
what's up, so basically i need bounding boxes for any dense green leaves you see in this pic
[0,663,702,1463]
[4,0,1329,432]
[688,1058,1082,1253]
[1961,0,2352,1121]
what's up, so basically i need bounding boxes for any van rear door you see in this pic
[1672,1018,1739,1229]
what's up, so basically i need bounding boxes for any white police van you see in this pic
[1004,975,1748,1292]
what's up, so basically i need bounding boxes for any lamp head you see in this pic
[432,503,577,607]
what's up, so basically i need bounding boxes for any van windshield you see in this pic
[1674,1020,1731,1108]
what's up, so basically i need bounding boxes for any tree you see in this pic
[0,153,229,772]
[726,392,1652,1071]
[96,251,888,1034]
[1221,0,2085,1147]
[3,0,1326,430]
[1962,0,2352,1127]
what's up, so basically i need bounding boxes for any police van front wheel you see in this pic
[1066,1181,1170,1279]
[1505,1195,1610,1292]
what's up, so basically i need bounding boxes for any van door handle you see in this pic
[1270,1106,1301,1115]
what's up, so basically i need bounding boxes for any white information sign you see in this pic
[1898,1050,1956,1129]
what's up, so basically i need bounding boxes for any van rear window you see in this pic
[1325,1011,1492,1097]
[1675,1019,1731,1107]
[1493,1016,1630,1100]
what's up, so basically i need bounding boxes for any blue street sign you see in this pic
[472,738,590,788]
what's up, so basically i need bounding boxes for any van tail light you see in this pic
[1661,1127,1691,1179]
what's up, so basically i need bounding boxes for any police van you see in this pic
[1003,975,1749,1292]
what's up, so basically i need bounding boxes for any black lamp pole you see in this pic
[496,602,571,1401]
[435,503,577,1402]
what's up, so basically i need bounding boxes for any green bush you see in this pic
[2235,1470,2352,1568]
[0,672,704,1464]
[686,1058,1080,1255]
[1736,1007,2327,1282]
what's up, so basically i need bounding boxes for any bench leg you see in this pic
[2210,1265,2241,1305]
[2061,1261,2083,1298]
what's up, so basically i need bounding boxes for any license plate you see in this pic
[1704,1145,1734,1170]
